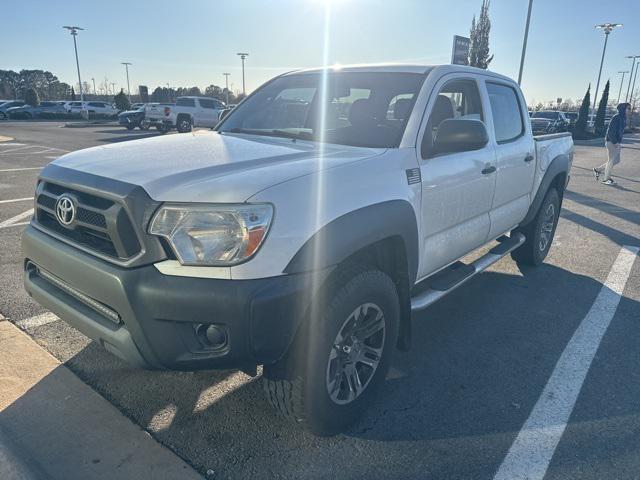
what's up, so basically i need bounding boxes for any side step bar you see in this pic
[410,232,526,312]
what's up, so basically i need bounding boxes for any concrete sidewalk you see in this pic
[0,320,202,480]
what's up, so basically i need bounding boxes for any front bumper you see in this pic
[23,225,326,370]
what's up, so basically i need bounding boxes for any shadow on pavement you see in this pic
[564,191,640,224]
[561,209,639,247]
[25,263,635,479]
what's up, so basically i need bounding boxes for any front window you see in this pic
[217,71,425,148]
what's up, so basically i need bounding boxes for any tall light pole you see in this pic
[592,23,622,113]
[237,53,249,96]
[63,26,85,102]
[121,62,132,101]
[223,73,231,105]
[110,82,116,95]
[617,71,629,104]
[630,61,640,111]
[91,77,96,96]
[517,0,534,85]
[625,55,640,102]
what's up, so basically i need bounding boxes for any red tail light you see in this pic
[164,107,170,116]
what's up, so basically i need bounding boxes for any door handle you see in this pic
[524,154,534,163]
[481,166,496,175]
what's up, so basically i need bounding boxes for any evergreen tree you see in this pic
[594,80,610,137]
[574,84,591,137]
[114,89,130,111]
[468,0,494,69]
[24,87,39,107]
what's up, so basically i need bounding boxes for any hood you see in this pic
[50,130,382,203]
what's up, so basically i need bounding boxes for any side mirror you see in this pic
[218,108,231,122]
[430,119,489,156]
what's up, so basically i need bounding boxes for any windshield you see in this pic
[533,112,558,120]
[217,71,425,148]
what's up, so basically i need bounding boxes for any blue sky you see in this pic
[3,0,639,104]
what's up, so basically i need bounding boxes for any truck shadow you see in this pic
[3,261,638,479]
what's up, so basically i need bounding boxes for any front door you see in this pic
[417,76,497,279]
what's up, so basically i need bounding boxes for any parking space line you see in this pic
[494,245,639,480]
[0,197,32,204]
[0,209,33,228]
[15,313,58,330]
[0,221,29,229]
[0,167,42,172]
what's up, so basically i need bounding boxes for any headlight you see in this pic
[149,204,273,266]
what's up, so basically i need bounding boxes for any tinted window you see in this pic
[177,98,196,107]
[199,98,218,109]
[486,82,524,143]
[423,79,484,156]
[218,72,424,148]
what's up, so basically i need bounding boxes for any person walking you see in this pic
[594,103,630,185]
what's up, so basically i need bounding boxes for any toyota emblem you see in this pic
[55,195,76,226]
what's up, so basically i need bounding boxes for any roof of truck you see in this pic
[286,63,516,83]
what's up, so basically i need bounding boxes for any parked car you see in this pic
[6,101,68,119]
[23,64,573,435]
[146,96,226,133]
[531,110,569,132]
[564,111,578,125]
[118,104,150,130]
[0,100,26,119]
[66,101,118,118]
[218,104,237,122]
[530,117,553,135]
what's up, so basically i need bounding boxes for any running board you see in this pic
[410,232,526,312]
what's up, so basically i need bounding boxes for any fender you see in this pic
[284,200,420,285]
[521,154,570,226]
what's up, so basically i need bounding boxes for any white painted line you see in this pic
[0,142,25,146]
[494,245,639,480]
[0,312,5,320]
[0,145,36,154]
[0,167,42,172]
[0,221,30,229]
[16,313,58,330]
[0,197,32,204]
[0,209,33,228]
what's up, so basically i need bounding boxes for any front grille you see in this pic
[34,181,142,261]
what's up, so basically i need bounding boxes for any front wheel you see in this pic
[263,267,399,435]
[125,124,135,130]
[511,187,561,266]
[138,119,150,130]
[176,116,192,133]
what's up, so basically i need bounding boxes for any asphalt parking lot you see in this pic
[0,121,639,480]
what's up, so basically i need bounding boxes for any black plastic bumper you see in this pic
[22,225,327,371]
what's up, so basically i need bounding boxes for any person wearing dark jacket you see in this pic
[594,103,630,185]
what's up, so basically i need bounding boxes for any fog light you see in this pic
[196,324,228,349]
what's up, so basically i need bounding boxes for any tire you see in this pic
[263,266,399,435]
[511,187,561,266]
[0,112,5,120]
[176,115,192,133]
[125,124,135,130]
[138,119,150,130]
[156,123,169,134]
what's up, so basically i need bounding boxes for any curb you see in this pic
[64,121,118,128]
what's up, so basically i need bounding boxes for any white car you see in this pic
[145,96,226,133]
[23,64,573,435]
[66,101,118,117]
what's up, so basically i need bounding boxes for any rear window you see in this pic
[199,98,220,109]
[486,82,525,143]
[177,98,196,107]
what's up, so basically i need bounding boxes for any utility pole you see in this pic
[121,62,132,101]
[617,71,629,104]
[63,26,85,103]
[625,55,640,102]
[630,61,640,111]
[592,23,622,113]
[517,0,533,85]
[223,73,231,105]
[236,53,249,96]
[110,82,116,95]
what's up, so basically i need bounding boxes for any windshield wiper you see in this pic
[226,127,313,141]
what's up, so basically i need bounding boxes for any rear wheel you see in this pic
[176,115,192,133]
[511,187,560,266]
[263,267,399,435]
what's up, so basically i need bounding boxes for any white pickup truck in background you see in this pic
[145,96,226,133]
[23,64,573,436]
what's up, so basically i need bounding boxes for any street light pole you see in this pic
[593,23,622,114]
[63,26,85,102]
[624,56,640,102]
[617,71,629,104]
[121,62,132,101]
[110,82,116,96]
[223,73,231,105]
[517,0,533,85]
[236,53,249,96]
[629,61,640,110]
[91,77,96,96]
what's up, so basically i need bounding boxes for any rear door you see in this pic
[416,74,497,278]
[482,80,535,238]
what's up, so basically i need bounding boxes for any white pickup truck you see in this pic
[145,96,226,133]
[23,64,572,435]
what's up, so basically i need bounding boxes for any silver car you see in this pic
[0,100,26,119]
